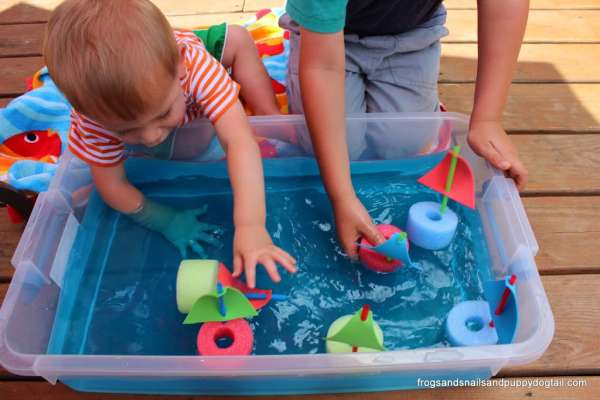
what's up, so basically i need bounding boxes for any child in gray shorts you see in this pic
[280,0,529,260]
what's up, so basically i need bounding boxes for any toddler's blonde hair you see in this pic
[44,0,180,121]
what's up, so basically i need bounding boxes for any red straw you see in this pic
[352,305,371,352]
[360,304,370,321]
[495,275,517,316]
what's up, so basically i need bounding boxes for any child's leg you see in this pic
[221,25,280,116]
[364,6,449,159]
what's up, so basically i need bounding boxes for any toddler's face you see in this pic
[102,65,187,148]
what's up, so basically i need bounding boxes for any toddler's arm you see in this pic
[91,164,218,257]
[213,100,297,288]
[469,0,529,190]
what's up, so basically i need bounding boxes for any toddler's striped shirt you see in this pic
[69,30,239,166]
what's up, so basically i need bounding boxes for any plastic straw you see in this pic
[440,145,461,214]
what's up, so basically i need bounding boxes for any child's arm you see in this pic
[469,0,529,190]
[213,100,297,288]
[91,164,218,257]
[297,28,384,259]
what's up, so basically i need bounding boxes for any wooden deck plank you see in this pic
[439,84,600,133]
[0,377,597,399]
[244,0,600,12]
[445,10,600,43]
[167,12,254,28]
[1,0,598,25]
[515,135,600,194]
[0,1,244,23]
[441,43,600,83]
[0,2,49,24]
[0,22,44,57]
[0,97,13,107]
[526,197,600,275]
[0,56,43,96]
[4,44,600,99]
[504,274,600,376]
[5,11,600,57]
[170,10,600,44]
[0,213,21,282]
[243,0,600,11]
[446,0,600,9]
[0,15,267,58]
[149,0,244,15]
[1,275,599,382]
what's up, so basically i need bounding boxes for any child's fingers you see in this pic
[233,254,243,277]
[509,160,529,191]
[361,221,385,246]
[342,234,360,260]
[192,205,209,217]
[176,243,187,258]
[274,247,297,268]
[198,222,220,232]
[244,255,258,288]
[194,231,220,246]
[259,257,282,283]
[272,250,297,274]
[190,241,206,258]
[486,142,511,171]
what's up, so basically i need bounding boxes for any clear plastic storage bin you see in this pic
[0,113,553,395]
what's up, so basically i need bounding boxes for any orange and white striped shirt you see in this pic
[68,30,240,167]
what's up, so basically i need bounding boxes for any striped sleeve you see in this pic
[68,110,126,167]
[175,31,240,123]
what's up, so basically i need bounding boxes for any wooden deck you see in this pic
[1,0,600,398]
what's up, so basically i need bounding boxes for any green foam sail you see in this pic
[183,286,257,324]
[326,309,385,351]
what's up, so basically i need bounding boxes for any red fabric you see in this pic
[255,8,271,19]
[271,79,286,94]
[7,206,24,224]
[3,130,61,159]
[256,42,284,57]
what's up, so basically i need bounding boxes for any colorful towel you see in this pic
[0,67,70,191]
[244,8,290,114]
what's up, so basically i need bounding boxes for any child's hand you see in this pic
[127,199,219,258]
[232,224,297,288]
[332,194,385,260]
[163,206,220,258]
[468,120,528,191]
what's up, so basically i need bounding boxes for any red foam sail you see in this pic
[217,263,272,310]
[418,151,476,209]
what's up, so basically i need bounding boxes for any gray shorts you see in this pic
[280,5,449,160]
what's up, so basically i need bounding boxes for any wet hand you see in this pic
[331,194,385,260]
[163,205,220,258]
[232,224,297,288]
[468,120,528,191]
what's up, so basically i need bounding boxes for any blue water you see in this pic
[48,157,491,356]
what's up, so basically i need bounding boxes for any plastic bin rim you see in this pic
[182,111,471,126]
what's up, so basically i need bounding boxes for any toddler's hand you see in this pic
[232,224,297,288]
[332,194,385,260]
[468,120,528,191]
[163,205,220,258]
